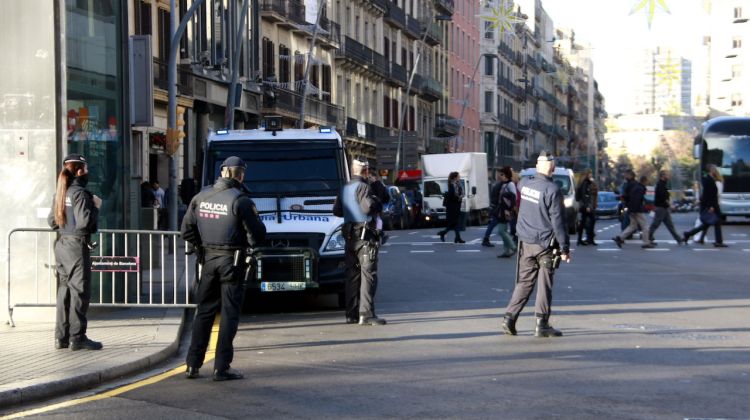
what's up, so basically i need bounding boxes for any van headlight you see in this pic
[324,227,346,252]
[564,197,574,208]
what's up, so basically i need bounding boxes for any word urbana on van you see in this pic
[260,213,332,222]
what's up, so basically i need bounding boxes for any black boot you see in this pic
[535,315,562,337]
[455,236,465,244]
[481,238,495,247]
[501,313,517,336]
[438,231,446,242]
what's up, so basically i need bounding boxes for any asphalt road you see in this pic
[7,213,750,419]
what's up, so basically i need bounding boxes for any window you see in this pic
[484,91,493,113]
[321,65,332,102]
[311,65,320,96]
[734,7,742,19]
[484,132,495,160]
[392,97,399,128]
[733,37,742,49]
[157,8,170,60]
[262,38,275,80]
[134,0,151,35]
[279,45,290,83]
[384,37,390,61]
[732,93,742,107]
[384,95,390,127]
[409,105,415,131]
[732,64,742,78]
[294,51,305,84]
[484,56,493,76]
[484,21,493,40]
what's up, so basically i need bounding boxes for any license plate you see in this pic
[260,282,306,292]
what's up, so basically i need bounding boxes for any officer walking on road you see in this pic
[333,157,388,326]
[181,156,266,381]
[48,154,103,351]
[501,152,571,338]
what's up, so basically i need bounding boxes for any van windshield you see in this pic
[207,140,345,196]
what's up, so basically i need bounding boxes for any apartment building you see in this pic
[633,47,692,115]
[706,0,750,116]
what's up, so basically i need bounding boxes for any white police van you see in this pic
[202,120,349,305]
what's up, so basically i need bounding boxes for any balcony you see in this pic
[384,3,406,30]
[435,113,461,137]
[498,42,515,61]
[154,59,193,96]
[496,75,524,100]
[318,18,342,48]
[368,0,388,13]
[260,0,306,26]
[422,20,442,46]
[434,0,454,16]
[262,87,344,128]
[499,114,518,132]
[554,125,570,140]
[526,54,540,71]
[405,15,422,39]
[335,36,388,78]
[388,63,408,87]
[416,74,442,101]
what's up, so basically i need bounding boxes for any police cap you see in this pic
[63,154,87,165]
[220,156,247,169]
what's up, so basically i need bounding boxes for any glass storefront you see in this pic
[65,0,125,229]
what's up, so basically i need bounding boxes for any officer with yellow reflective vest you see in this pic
[181,156,266,381]
[501,151,571,337]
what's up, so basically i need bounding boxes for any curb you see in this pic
[0,308,186,409]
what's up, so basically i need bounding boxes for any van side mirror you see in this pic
[472,186,477,195]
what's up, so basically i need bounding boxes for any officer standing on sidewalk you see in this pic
[501,151,571,338]
[48,154,103,351]
[181,156,266,381]
[333,157,387,326]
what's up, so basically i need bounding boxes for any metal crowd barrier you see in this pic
[5,228,195,327]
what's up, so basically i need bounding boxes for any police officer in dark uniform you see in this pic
[501,152,571,337]
[333,157,388,326]
[48,154,103,351]
[181,156,266,381]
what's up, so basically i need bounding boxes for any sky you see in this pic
[542,0,707,115]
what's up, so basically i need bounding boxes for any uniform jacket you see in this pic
[180,178,266,251]
[332,176,384,224]
[654,179,671,208]
[517,175,570,253]
[47,177,99,237]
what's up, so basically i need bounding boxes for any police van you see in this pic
[202,121,349,305]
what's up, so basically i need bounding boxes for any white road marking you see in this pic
[692,249,718,252]
[598,249,621,252]
[457,250,481,253]
[644,248,670,251]
[742,249,750,252]
[408,231,418,235]
[410,250,434,253]
[412,242,434,246]
[730,233,748,237]
[388,235,399,239]
[379,251,388,254]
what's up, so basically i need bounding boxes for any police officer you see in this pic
[333,157,388,326]
[181,156,266,381]
[501,152,571,337]
[48,154,103,351]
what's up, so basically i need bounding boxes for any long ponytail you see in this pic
[54,162,85,227]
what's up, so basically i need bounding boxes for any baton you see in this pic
[514,240,522,285]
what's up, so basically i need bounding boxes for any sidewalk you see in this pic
[0,307,186,409]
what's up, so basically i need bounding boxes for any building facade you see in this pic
[633,47,692,115]
[706,0,750,116]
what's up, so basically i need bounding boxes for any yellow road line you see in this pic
[1,316,221,420]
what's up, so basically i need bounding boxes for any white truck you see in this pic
[420,153,490,225]
[201,124,349,306]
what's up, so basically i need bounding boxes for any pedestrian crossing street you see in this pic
[379,222,750,254]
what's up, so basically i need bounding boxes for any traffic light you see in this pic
[166,106,186,155]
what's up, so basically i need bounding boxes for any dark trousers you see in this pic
[685,216,724,244]
[55,236,91,342]
[438,216,461,239]
[648,207,682,242]
[187,253,246,372]
[577,211,596,242]
[505,242,555,317]
[343,227,379,319]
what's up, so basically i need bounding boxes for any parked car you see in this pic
[382,186,413,230]
[519,166,579,234]
[402,188,424,227]
[595,191,620,219]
